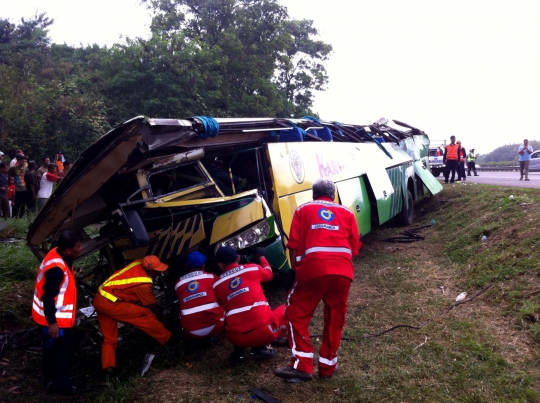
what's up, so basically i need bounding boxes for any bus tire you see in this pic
[399,189,414,226]
[431,169,441,177]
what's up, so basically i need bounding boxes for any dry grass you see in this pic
[2,184,540,402]
[132,185,540,403]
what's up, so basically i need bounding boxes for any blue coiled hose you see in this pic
[193,116,220,139]
[303,116,321,125]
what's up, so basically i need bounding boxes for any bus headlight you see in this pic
[215,220,271,252]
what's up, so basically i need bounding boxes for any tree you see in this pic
[0,15,110,160]
[478,141,540,163]
[142,0,332,117]
[275,19,332,117]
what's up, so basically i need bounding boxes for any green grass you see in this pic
[2,184,540,402]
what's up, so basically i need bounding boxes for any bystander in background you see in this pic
[0,162,10,218]
[518,139,533,181]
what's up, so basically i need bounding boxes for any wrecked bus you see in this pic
[26,116,442,278]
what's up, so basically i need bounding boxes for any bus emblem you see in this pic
[289,150,305,184]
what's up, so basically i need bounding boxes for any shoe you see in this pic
[463,177,466,181]
[450,181,454,183]
[474,174,479,176]
[525,179,530,181]
[272,336,289,347]
[444,181,448,184]
[274,366,313,382]
[519,177,523,180]
[320,364,340,380]
[229,347,248,365]
[467,173,471,176]
[47,384,77,396]
[251,345,278,360]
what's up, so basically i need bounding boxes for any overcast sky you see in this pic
[4,0,540,154]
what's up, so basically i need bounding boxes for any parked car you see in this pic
[530,150,540,169]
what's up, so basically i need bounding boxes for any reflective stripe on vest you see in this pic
[296,246,352,262]
[98,261,152,302]
[32,248,76,327]
[213,266,258,288]
[175,273,215,290]
[181,302,220,316]
[225,301,269,317]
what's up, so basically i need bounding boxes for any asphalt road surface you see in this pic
[437,171,540,189]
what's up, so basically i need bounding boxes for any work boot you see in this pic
[474,174,479,176]
[251,345,278,360]
[272,336,289,347]
[229,346,248,366]
[320,364,340,380]
[47,383,78,396]
[274,366,313,383]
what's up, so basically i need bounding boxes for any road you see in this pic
[436,171,540,189]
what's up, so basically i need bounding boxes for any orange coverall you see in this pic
[94,283,171,369]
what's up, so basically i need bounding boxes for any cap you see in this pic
[142,255,168,272]
[16,154,28,161]
[186,251,207,269]
[215,246,238,264]
[0,151,4,156]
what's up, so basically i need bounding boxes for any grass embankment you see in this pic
[1,183,540,402]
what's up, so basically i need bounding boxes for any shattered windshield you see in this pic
[149,161,214,198]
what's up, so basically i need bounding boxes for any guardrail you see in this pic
[476,166,540,172]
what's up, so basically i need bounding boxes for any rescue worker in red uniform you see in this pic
[274,178,361,383]
[456,140,467,181]
[32,230,83,395]
[443,135,460,183]
[175,251,225,338]
[94,255,172,372]
[213,246,286,364]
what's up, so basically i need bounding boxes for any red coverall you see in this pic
[286,196,361,377]
[175,270,225,338]
[213,257,286,347]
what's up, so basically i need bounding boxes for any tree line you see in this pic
[477,141,540,164]
[0,0,332,161]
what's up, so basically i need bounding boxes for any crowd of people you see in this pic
[0,150,72,218]
[32,178,362,395]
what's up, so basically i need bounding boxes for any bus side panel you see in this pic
[336,176,371,236]
[277,189,314,238]
[377,166,407,224]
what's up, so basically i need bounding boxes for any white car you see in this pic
[530,150,540,169]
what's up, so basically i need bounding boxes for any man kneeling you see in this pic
[213,246,286,364]
[94,256,172,372]
[175,251,225,339]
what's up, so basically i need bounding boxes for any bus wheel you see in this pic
[399,189,414,226]
[432,170,441,177]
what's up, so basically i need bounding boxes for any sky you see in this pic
[3,0,540,154]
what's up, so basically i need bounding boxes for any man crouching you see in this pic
[213,246,286,364]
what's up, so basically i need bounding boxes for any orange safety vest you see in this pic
[32,248,77,328]
[98,261,153,302]
[445,144,459,161]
